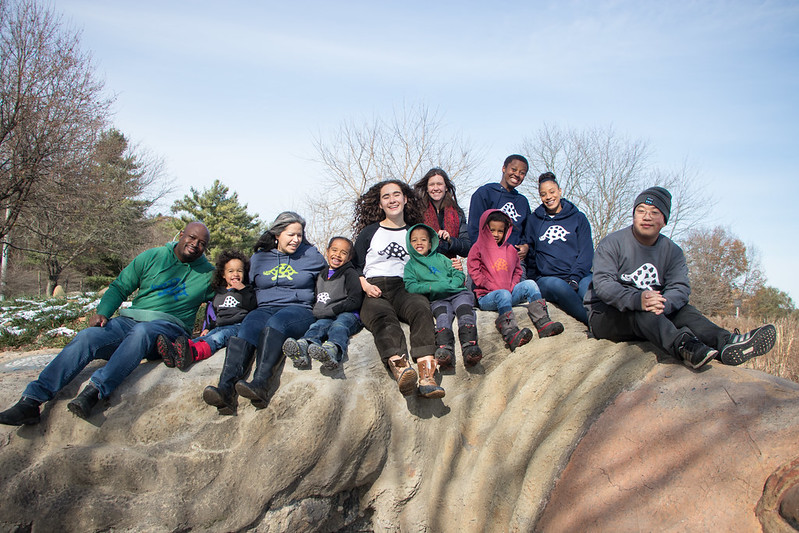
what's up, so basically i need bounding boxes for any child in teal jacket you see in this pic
[404,224,482,367]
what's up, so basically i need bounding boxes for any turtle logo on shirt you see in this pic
[621,263,660,290]
[317,292,331,304]
[500,202,521,222]
[218,295,240,308]
[427,265,441,274]
[539,225,570,244]
[263,263,298,281]
[378,242,408,261]
[493,258,509,272]
[152,278,188,301]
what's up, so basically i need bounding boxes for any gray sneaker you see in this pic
[282,338,311,369]
[308,341,340,370]
[719,325,777,365]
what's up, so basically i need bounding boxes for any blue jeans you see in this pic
[537,275,592,325]
[195,324,240,352]
[303,313,362,360]
[23,317,186,402]
[477,280,542,315]
[237,305,315,347]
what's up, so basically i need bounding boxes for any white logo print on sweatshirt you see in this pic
[500,202,521,222]
[317,292,331,304]
[620,263,660,290]
[218,295,240,308]
[539,225,570,244]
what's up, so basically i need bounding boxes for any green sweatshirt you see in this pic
[404,224,467,301]
[96,242,215,332]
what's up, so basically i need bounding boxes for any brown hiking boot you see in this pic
[417,357,445,399]
[388,354,418,396]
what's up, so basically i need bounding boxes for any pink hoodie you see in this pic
[467,209,523,298]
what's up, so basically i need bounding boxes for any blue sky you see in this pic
[55,0,799,301]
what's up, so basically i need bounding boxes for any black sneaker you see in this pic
[679,337,718,369]
[719,325,777,366]
[0,397,41,426]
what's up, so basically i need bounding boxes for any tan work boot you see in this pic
[417,357,445,399]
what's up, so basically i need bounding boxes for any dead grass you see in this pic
[714,315,798,384]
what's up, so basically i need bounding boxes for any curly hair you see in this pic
[413,168,462,212]
[253,211,310,253]
[211,249,251,290]
[352,180,425,236]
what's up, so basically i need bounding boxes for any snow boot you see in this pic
[495,311,533,351]
[387,354,418,396]
[434,327,456,369]
[527,299,564,338]
[417,357,445,399]
[458,324,483,366]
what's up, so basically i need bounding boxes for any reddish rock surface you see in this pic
[537,363,799,532]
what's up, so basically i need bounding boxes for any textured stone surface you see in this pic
[537,363,799,532]
[0,307,797,532]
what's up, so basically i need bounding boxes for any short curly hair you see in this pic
[352,180,424,236]
[211,249,250,290]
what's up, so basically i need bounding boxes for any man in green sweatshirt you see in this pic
[0,222,214,426]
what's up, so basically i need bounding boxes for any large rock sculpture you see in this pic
[1,308,797,532]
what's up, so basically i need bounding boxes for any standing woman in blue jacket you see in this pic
[203,211,325,414]
[413,168,471,259]
[528,172,594,325]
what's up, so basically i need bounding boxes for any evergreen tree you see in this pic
[171,180,264,257]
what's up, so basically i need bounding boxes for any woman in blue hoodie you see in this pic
[203,211,325,414]
[528,172,594,325]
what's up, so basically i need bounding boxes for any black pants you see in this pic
[360,276,436,363]
[588,302,731,357]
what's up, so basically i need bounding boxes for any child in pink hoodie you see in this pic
[468,210,563,351]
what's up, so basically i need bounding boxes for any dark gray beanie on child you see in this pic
[633,186,672,224]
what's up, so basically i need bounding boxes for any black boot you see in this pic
[67,383,100,420]
[235,328,286,409]
[434,327,455,369]
[458,324,483,366]
[203,336,255,415]
[0,397,42,426]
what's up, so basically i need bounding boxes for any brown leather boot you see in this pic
[388,354,418,396]
[417,357,445,399]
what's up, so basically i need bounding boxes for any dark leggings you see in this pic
[360,276,436,363]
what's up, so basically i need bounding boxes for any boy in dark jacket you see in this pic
[404,224,482,368]
[282,237,363,371]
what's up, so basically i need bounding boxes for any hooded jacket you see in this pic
[467,182,531,247]
[529,198,594,281]
[403,224,466,301]
[249,242,326,309]
[467,209,523,298]
[312,260,364,319]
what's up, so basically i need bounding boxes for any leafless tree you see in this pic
[682,226,765,316]
[308,102,481,245]
[521,124,711,245]
[0,0,110,244]
[16,129,166,295]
